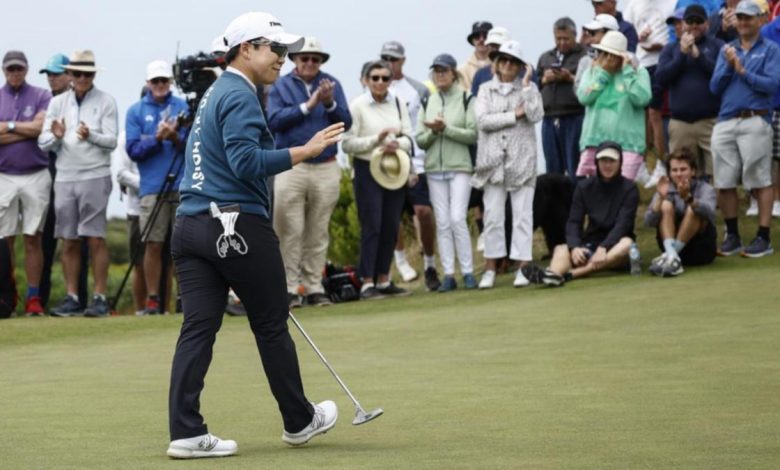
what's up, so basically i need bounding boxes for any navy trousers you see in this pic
[541,114,584,184]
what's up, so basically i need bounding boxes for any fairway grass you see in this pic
[2,254,779,469]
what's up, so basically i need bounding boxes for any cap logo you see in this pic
[270,21,282,26]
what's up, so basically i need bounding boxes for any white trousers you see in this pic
[482,183,534,261]
[427,173,473,275]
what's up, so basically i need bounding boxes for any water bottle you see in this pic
[629,242,641,276]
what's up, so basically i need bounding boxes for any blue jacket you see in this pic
[266,70,351,163]
[178,71,292,218]
[710,36,780,122]
[616,11,639,53]
[125,91,189,197]
[761,17,780,110]
[655,34,724,122]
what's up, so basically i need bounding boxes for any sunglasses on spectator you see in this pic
[296,55,322,64]
[684,17,705,25]
[250,38,288,59]
[45,72,63,77]
[369,75,391,82]
[5,65,25,72]
[150,77,170,85]
[381,55,401,62]
[70,71,95,78]
[497,56,522,66]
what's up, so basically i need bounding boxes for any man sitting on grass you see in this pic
[525,141,639,286]
[643,148,718,277]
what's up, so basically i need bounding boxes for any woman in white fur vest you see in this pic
[472,40,544,289]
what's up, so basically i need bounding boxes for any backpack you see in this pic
[321,263,362,303]
[420,91,474,114]
[0,240,17,318]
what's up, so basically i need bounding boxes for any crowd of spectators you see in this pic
[1,0,779,317]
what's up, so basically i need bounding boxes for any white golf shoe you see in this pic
[282,400,338,446]
[395,258,418,282]
[773,200,780,218]
[167,433,237,459]
[746,197,758,216]
[478,270,496,289]
[513,269,530,287]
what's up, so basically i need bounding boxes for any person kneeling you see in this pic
[534,141,639,286]
[643,148,717,277]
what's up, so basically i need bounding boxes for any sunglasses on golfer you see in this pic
[369,74,391,82]
[70,71,95,78]
[250,38,288,59]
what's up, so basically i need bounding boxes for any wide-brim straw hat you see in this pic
[63,50,102,72]
[369,147,411,190]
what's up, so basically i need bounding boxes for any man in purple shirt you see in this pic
[0,50,53,316]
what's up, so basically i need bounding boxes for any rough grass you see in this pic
[2,248,779,469]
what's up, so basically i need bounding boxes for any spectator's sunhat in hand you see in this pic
[591,31,628,56]
[288,37,330,63]
[369,147,411,190]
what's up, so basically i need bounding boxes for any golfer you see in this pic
[166,12,344,459]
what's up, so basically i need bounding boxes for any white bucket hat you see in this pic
[369,147,411,190]
[223,11,304,52]
[146,60,173,80]
[591,31,628,56]
[289,37,330,63]
[488,40,524,63]
[485,27,511,47]
[583,14,620,32]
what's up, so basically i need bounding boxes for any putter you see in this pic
[288,312,384,425]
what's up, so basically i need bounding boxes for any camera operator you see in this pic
[166,11,345,459]
[125,60,189,315]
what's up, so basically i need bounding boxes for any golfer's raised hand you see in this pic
[52,119,66,139]
[303,122,345,159]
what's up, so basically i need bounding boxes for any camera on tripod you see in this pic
[172,51,225,118]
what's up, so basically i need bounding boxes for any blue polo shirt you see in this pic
[760,17,780,110]
[709,36,780,122]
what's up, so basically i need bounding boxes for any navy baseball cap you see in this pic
[430,53,457,70]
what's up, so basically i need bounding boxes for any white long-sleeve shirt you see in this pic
[113,131,140,216]
[38,86,118,182]
[623,0,677,68]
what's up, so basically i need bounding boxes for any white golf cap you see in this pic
[211,35,228,54]
[583,14,620,32]
[146,60,173,80]
[223,11,305,52]
[485,27,511,46]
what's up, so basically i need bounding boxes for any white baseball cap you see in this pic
[583,14,620,32]
[146,60,173,80]
[211,35,228,54]
[488,40,525,63]
[223,11,304,52]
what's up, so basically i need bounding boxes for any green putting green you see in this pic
[2,252,780,469]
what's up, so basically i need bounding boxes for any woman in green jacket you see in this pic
[576,31,651,181]
[416,54,478,291]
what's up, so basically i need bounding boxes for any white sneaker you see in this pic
[395,258,418,282]
[644,162,666,189]
[635,162,650,185]
[167,433,237,459]
[773,200,780,218]
[746,197,758,216]
[282,400,338,446]
[513,269,530,287]
[476,233,485,252]
[478,270,496,289]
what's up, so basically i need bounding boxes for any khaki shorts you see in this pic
[668,118,715,177]
[0,169,51,237]
[139,192,179,243]
[54,175,112,239]
[711,116,773,190]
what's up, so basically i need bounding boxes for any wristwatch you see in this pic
[7,121,16,133]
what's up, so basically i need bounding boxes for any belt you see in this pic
[737,109,769,118]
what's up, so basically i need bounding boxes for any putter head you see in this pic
[352,407,383,425]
